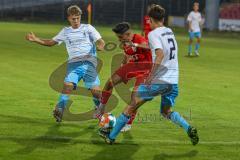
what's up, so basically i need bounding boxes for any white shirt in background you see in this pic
[187,11,202,32]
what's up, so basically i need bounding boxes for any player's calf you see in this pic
[162,108,199,145]
[53,82,74,122]
[94,78,116,119]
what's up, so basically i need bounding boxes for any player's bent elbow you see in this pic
[96,39,105,51]
[45,40,57,47]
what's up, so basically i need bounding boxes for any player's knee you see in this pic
[161,106,172,119]
[62,82,74,94]
[91,86,101,98]
[124,105,136,116]
[105,79,114,90]
[129,96,138,107]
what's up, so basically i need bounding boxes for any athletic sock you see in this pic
[93,97,100,107]
[195,43,200,52]
[188,45,192,54]
[109,113,130,140]
[170,111,190,132]
[127,112,137,125]
[101,90,112,105]
[57,94,69,110]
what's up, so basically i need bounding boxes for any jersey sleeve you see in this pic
[148,32,163,50]
[88,24,102,43]
[187,12,192,22]
[52,28,65,45]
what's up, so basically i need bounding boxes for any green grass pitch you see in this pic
[0,22,240,160]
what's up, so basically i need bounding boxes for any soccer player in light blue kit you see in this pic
[187,2,204,56]
[26,5,105,122]
[99,4,199,145]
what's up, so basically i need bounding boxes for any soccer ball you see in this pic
[99,113,116,129]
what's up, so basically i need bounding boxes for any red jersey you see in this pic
[123,34,152,63]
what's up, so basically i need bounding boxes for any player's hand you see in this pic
[97,43,105,51]
[125,41,138,47]
[124,41,133,47]
[96,39,105,51]
[26,32,37,42]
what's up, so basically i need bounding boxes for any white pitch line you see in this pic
[0,135,240,145]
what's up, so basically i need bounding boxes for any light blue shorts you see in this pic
[65,61,100,89]
[189,31,201,39]
[137,84,178,108]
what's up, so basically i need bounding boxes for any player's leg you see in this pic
[121,75,146,132]
[106,91,146,143]
[120,98,145,132]
[54,82,77,122]
[97,73,123,114]
[120,110,136,132]
[90,85,101,107]
[82,61,102,112]
[101,84,166,143]
[53,62,81,122]
[97,64,135,116]
[160,84,199,145]
[188,32,194,56]
[194,32,201,56]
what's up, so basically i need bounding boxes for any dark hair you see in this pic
[148,4,165,22]
[67,5,82,16]
[112,22,131,34]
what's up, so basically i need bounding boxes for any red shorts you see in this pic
[115,62,152,86]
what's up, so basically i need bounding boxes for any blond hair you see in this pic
[67,5,82,16]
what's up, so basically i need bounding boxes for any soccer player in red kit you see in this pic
[96,22,152,132]
[143,5,152,40]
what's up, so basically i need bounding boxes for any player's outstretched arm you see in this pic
[135,42,150,49]
[96,38,105,51]
[26,32,57,47]
[188,21,193,32]
[126,41,149,49]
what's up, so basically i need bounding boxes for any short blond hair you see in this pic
[193,2,199,6]
[67,5,82,16]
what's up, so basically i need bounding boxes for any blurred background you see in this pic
[0,0,239,32]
